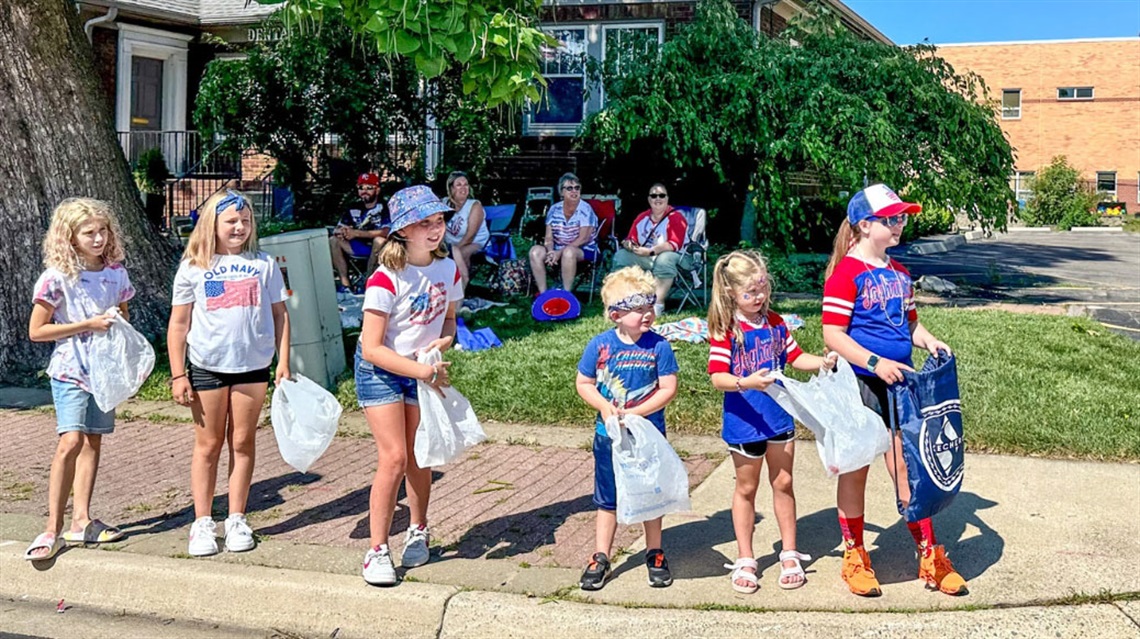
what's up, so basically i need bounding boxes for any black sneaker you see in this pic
[646,549,673,588]
[579,552,612,591]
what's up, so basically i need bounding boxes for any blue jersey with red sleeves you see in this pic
[822,255,918,376]
[708,312,804,444]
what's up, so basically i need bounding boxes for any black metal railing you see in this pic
[117,130,242,178]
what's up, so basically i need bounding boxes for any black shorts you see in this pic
[856,374,896,427]
[188,363,270,391]
[727,430,796,459]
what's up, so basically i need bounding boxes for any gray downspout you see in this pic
[84,5,118,43]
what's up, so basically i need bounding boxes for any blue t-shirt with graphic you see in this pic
[577,329,679,436]
[822,256,918,376]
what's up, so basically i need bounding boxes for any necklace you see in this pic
[853,247,908,328]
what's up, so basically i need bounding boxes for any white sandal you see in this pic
[723,557,760,594]
[778,550,811,589]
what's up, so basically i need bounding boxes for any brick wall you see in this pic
[937,39,1140,206]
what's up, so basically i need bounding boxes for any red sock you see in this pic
[839,515,865,549]
[908,518,937,555]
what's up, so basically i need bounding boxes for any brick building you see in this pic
[936,38,1140,210]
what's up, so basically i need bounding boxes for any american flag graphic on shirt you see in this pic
[205,278,260,311]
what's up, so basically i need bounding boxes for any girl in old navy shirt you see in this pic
[707,250,836,594]
[168,190,292,559]
[356,185,463,587]
[821,183,965,598]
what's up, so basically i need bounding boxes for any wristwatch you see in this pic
[866,354,880,373]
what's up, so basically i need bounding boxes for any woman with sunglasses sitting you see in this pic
[613,183,690,316]
[528,172,598,294]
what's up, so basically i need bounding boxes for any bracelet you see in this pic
[428,365,438,385]
[169,374,187,385]
[734,377,743,393]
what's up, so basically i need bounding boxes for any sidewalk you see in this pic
[2,405,1138,637]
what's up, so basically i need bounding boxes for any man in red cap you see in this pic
[330,172,390,293]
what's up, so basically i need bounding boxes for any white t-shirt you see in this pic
[33,264,136,392]
[172,252,288,373]
[445,199,490,248]
[363,258,464,357]
[545,201,598,253]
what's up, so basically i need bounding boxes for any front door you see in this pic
[130,56,163,132]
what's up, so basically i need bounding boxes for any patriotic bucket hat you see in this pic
[847,184,922,225]
[388,185,452,233]
[532,289,581,322]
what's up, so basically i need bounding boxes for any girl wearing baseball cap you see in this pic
[820,184,967,598]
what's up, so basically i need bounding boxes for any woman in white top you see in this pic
[444,171,489,289]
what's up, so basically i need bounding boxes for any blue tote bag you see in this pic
[888,352,965,522]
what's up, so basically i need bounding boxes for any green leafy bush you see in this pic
[132,147,170,195]
[902,204,956,241]
[1020,156,1101,230]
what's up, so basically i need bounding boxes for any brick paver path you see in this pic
[0,410,716,567]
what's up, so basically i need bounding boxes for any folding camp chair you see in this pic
[579,197,620,304]
[672,206,709,311]
[478,204,518,265]
[520,187,553,236]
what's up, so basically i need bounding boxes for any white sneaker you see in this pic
[224,514,255,553]
[401,525,431,568]
[362,545,396,585]
[188,517,218,557]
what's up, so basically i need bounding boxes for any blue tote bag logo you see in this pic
[888,353,964,522]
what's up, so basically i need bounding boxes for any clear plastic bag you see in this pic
[270,375,342,473]
[604,414,692,525]
[414,349,485,468]
[88,307,156,412]
[765,358,891,478]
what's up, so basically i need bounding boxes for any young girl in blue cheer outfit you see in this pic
[707,250,836,594]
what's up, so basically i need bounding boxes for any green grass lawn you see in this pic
[442,299,1140,461]
[138,297,1140,462]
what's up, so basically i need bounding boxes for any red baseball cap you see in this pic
[357,173,380,186]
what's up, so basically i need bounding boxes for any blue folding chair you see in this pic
[478,204,517,265]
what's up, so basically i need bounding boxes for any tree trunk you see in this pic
[0,0,177,382]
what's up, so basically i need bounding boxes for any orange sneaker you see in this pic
[919,545,969,595]
[841,546,882,597]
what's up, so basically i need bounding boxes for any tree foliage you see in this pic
[260,0,551,107]
[1021,155,1101,230]
[580,0,1016,248]
[195,14,516,219]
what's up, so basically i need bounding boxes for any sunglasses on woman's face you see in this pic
[876,214,908,228]
[563,185,581,192]
[648,192,668,199]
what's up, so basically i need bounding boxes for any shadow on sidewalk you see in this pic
[867,491,1003,585]
[257,471,444,540]
[118,471,324,538]
[612,509,741,581]
[447,494,596,560]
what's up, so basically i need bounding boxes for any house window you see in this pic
[1000,89,1021,119]
[1096,171,1117,200]
[601,24,663,86]
[1012,171,1035,205]
[531,28,588,127]
[1057,87,1094,100]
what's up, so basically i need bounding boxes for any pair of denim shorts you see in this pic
[354,344,418,408]
[51,379,115,435]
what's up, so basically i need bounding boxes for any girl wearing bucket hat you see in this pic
[354,185,463,586]
[820,184,966,598]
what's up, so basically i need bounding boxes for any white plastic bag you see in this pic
[414,349,485,467]
[88,307,156,412]
[764,358,891,478]
[271,375,342,473]
[604,414,692,525]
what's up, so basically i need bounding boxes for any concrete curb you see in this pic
[0,542,459,639]
[4,544,1137,638]
[903,234,967,256]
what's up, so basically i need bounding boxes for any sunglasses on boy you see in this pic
[876,214,908,228]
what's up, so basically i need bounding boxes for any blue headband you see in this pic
[608,292,657,313]
[217,190,247,214]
